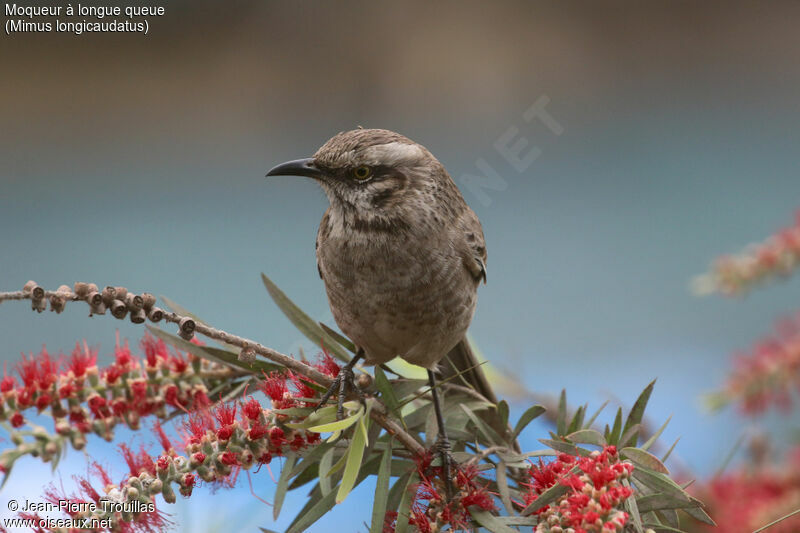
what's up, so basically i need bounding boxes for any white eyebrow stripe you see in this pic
[361,142,424,166]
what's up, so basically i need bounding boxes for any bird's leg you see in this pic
[315,348,365,420]
[428,370,455,500]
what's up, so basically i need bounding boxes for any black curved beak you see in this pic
[265,158,323,179]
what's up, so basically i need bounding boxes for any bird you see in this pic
[266,128,494,492]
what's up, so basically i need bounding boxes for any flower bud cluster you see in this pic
[523,446,634,533]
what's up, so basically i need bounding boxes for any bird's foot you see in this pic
[314,363,366,420]
[434,435,456,500]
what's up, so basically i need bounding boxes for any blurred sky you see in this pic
[2,1,800,531]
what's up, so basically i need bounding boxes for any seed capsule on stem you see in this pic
[102,286,116,306]
[178,317,196,340]
[141,292,156,310]
[125,293,144,311]
[110,299,128,319]
[130,308,146,324]
[147,307,164,323]
[73,282,90,298]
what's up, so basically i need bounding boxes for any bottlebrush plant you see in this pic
[693,208,800,532]
[0,275,710,532]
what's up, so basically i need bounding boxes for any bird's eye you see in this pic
[353,165,372,180]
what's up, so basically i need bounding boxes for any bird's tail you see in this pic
[437,338,497,405]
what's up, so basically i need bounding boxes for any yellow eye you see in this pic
[353,165,372,180]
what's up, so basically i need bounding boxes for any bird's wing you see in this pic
[457,208,487,283]
[315,208,331,280]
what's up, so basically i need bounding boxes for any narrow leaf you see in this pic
[261,273,351,362]
[623,479,644,533]
[584,399,609,429]
[566,428,606,446]
[661,437,681,463]
[318,446,336,496]
[513,404,546,437]
[319,321,356,353]
[621,447,670,474]
[370,441,393,533]
[337,416,368,503]
[273,453,297,520]
[495,460,514,515]
[556,389,567,435]
[622,379,656,447]
[521,480,571,515]
[642,415,672,452]
[469,508,519,533]
[394,470,420,533]
[608,407,623,445]
[308,406,364,433]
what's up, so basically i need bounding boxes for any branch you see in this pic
[0,281,425,456]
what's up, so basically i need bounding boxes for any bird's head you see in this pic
[267,129,454,217]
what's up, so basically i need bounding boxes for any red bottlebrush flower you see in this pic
[288,371,316,399]
[261,371,288,402]
[183,472,196,488]
[87,394,111,418]
[104,364,122,385]
[35,392,52,412]
[248,421,269,441]
[68,342,97,378]
[130,379,148,402]
[220,451,239,466]
[192,452,206,465]
[163,384,180,407]
[216,425,233,441]
[90,461,114,488]
[140,333,169,368]
[16,387,34,408]
[152,420,173,452]
[10,412,24,428]
[383,510,398,533]
[192,389,211,409]
[214,402,237,427]
[119,444,156,477]
[0,374,16,393]
[183,413,212,446]
[289,433,305,451]
[314,351,341,378]
[16,352,38,389]
[242,397,262,421]
[156,455,170,472]
[269,426,286,447]
[58,382,75,399]
[113,339,136,370]
[170,352,189,374]
[257,451,273,465]
[306,432,321,445]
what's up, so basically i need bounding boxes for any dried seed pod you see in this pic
[87,283,98,293]
[356,373,373,390]
[147,307,164,323]
[238,346,256,363]
[178,317,196,340]
[31,285,45,301]
[32,298,46,313]
[140,292,156,310]
[49,293,66,313]
[73,282,90,298]
[102,286,116,306]
[86,291,103,307]
[22,280,37,293]
[125,293,144,311]
[114,286,128,301]
[130,308,146,324]
[110,299,128,319]
[89,300,106,316]
[56,285,71,295]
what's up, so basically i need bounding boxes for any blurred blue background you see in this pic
[2,1,800,531]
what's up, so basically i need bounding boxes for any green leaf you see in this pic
[621,447,670,474]
[622,379,656,447]
[538,439,589,456]
[513,404,546,438]
[632,467,692,502]
[661,437,680,463]
[556,389,567,435]
[286,485,338,533]
[495,460,514,514]
[337,416,368,503]
[261,273,351,362]
[567,404,585,434]
[635,493,703,513]
[394,469,420,533]
[566,428,606,446]
[370,441,393,533]
[642,415,672,452]
[319,321,356,353]
[374,367,403,422]
[682,504,715,526]
[521,476,571,515]
[318,446,336,496]
[497,400,510,428]
[584,399,609,429]
[469,508,519,533]
[623,478,644,533]
[607,407,623,445]
[619,424,642,451]
[273,453,297,520]
[308,405,364,433]
[461,404,502,445]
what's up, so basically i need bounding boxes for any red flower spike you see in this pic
[10,412,24,428]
